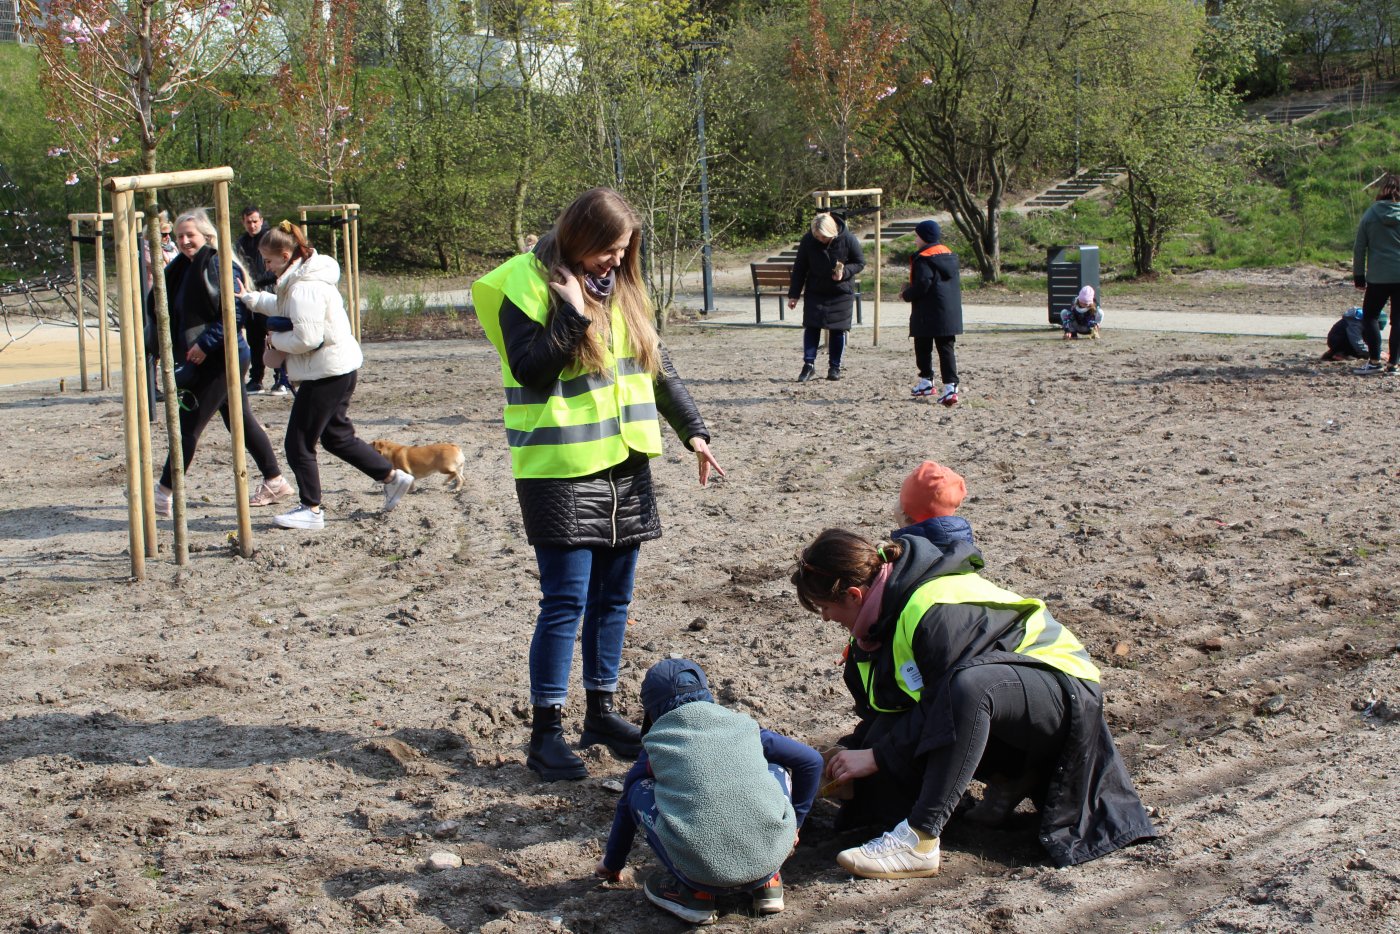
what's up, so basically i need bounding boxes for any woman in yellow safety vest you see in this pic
[472,188,724,782]
[792,528,1155,878]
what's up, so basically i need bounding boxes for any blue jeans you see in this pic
[627,763,792,895]
[529,544,640,707]
[803,327,847,367]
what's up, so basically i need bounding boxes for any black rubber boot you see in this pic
[827,364,842,381]
[580,690,643,759]
[797,363,815,382]
[526,705,587,781]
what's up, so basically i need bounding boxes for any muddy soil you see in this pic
[2,281,1399,933]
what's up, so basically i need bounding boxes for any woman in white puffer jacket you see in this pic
[237,220,412,530]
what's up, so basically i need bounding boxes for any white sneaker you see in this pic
[936,383,959,407]
[382,469,414,513]
[274,505,324,530]
[836,819,941,879]
[154,484,173,519]
[911,378,935,397]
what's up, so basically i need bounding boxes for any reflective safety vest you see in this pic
[853,572,1101,714]
[472,252,663,479]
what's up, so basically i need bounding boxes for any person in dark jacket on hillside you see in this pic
[903,219,963,406]
[472,188,725,783]
[792,528,1155,879]
[153,210,291,520]
[1322,306,1386,361]
[787,212,865,382]
[1352,173,1400,375]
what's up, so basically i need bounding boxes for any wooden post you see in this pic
[109,190,146,580]
[873,193,882,348]
[348,209,361,340]
[70,217,89,392]
[95,225,110,389]
[215,181,254,559]
[124,205,157,556]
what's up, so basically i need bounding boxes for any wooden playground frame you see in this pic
[812,188,883,345]
[67,210,142,392]
[106,167,252,579]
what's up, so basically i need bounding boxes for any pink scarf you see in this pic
[850,563,892,651]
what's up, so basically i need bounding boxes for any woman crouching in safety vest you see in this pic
[472,188,725,782]
[792,529,1156,878]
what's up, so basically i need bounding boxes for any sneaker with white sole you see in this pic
[249,475,295,507]
[382,469,414,513]
[154,484,173,519]
[643,871,716,925]
[836,819,941,879]
[1354,360,1386,375]
[274,505,325,530]
[911,378,935,397]
[750,873,785,914]
[268,382,292,396]
[936,383,959,407]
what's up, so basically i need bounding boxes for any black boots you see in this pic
[827,364,842,381]
[580,689,643,759]
[797,363,815,382]
[527,704,587,782]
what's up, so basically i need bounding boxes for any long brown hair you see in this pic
[533,188,660,375]
[1378,173,1400,202]
[260,220,314,265]
[791,528,904,612]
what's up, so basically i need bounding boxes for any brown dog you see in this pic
[370,440,466,492]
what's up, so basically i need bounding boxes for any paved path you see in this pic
[676,291,1336,339]
[1,290,1338,388]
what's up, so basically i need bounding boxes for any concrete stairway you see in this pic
[1020,166,1125,210]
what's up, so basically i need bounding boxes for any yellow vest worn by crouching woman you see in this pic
[472,252,663,479]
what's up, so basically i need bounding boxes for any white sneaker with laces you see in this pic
[911,378,935,397]
[836,819,941,879]
[274,505,325,530]
[936,383,959,407]
[382,469,414,513]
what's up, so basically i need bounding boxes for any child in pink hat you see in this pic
[1060,285,1102,339]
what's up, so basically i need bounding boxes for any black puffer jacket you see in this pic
[902,246,963,338]
[500,295,709,548]
[148,246,249,367]
[787,215,865,330]
[843,537,1156,867]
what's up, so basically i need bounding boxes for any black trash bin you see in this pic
[1047,245,1100,326]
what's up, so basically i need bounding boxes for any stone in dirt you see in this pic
[425,851,463,871]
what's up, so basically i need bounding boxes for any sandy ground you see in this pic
[2,281,1400,933]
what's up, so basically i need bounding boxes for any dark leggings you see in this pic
[159,360,280,488]
[1361,283,1400,363]
[914,335,959,384]
[285,370,393,507]
[907,664,1069,837]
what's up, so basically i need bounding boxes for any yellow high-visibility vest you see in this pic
[854,571,1100,713]
[472,252,662,479]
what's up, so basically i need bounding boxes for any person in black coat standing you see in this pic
[787,212,864,381]
[237,206,292,395]
[903,220,963,407]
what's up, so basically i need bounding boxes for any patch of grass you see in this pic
[1279,333,1310,340]
[142,865,164,880]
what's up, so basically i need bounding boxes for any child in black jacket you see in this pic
[903,220,963,407]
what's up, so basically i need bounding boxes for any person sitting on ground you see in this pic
[1322,307,1386,361]
[1060,286,1102,340]
[792,528,1156,880]
[595,658,822,924]
[892,460,974,552]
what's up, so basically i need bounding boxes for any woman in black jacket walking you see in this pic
[153,210,291,519]
[787,213,864,381]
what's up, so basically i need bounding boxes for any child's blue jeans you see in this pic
[627,764,792,895]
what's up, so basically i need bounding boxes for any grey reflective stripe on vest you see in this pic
[504,372,616,406]
[506,418,623,448]
[616,357,649,376]
[621,402,657,423]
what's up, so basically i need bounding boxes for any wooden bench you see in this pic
[749,261,863,324]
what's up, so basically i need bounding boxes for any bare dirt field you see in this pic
[2,280,1399,933]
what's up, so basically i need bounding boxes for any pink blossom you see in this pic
[875,85,897,101]
[921,76,933,85]
[94,19,110,34]
[61,16,83,32]
[66,172,81,186]
[47,147,69,157]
